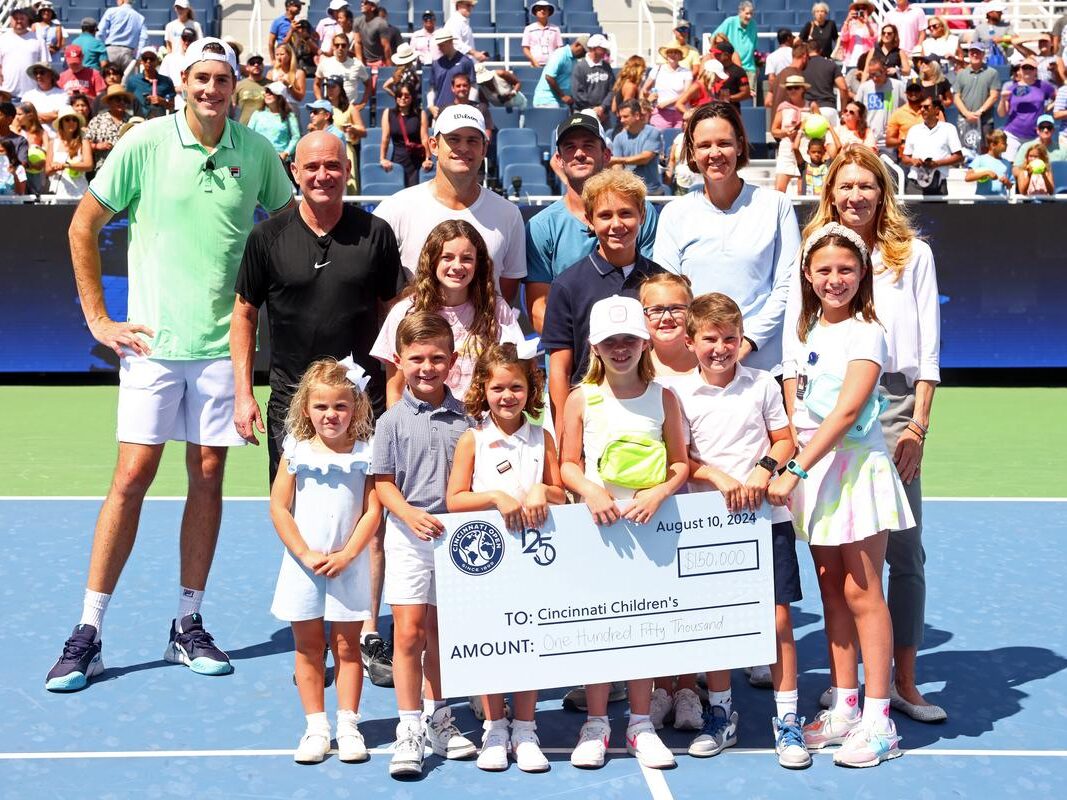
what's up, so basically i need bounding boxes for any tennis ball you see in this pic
[26,148,46,168]
[1028,159,1046,174]
[803,115,829,140]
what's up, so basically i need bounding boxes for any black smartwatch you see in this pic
[757,456,778,474]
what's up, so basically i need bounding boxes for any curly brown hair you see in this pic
[285,358,375,442]
[408,220,499,361]
[463,342,545,419]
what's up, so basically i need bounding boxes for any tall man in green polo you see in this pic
[46,38,293,693]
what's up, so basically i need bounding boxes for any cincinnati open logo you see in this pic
[450,521,505,576]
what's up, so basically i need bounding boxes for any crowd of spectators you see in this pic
[1,0,1066,198]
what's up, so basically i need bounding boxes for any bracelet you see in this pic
[906,423,927,440]
[785,460,809,480]
[908,418,929,433]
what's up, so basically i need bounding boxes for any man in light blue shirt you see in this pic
[715,2,759,75]
[610,99,666,195]
[98,0,146,71]
[532,36,588,108]
[524,112,658,331]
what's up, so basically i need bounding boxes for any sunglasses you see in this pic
[1038,124,1054,131]
[1021,65,1037,70]
[920,104,936,110]
[786,85,804,90]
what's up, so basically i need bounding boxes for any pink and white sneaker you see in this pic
[803,710,862,749]
[625,719,676,769]
[833,720,903,767]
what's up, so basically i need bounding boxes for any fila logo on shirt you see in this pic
[229,166,241,178]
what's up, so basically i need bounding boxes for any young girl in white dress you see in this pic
[269,357,383,765]
[446,341,567,773]
[769,223,914,768]
[559,295,690,771]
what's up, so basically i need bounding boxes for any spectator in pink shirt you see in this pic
[58,45,105,99]
[522,1,563,68]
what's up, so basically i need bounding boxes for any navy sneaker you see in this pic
[360,632,394,687]
[163,613,233,676]
[45,624,103,692]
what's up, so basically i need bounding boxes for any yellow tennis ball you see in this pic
[1028,159,1046,175]
[803,115,829,140]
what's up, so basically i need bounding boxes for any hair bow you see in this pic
[338,354,371,391]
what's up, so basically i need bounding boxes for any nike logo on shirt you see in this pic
[313,260,331,270]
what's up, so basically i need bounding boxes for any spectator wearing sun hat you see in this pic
[658,19,700,73]
[59,45,106,99]
[998,54,1056,159]
[571,34,614,123]
[429,28,475,115]
[305,96,347,143]
[522,1,562,68]
[85,82,133,166]
[22,61,66,126]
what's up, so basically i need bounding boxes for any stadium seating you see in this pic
[497,144,544,173]
[360,181,404,195]
[1052,163,1067,194]
[494,10,528,33]
[360,163,404,190]
[521,107,568,154]
[562,11,601,34]
[502,162,550,189]
[492,106,524,130]
[496,128,539,152]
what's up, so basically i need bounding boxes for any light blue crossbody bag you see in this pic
[803,373,889,440]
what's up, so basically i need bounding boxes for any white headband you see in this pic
[802,222,870,266]
[338,354,371,391]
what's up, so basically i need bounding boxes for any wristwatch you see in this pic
[757,456,778,474]
[785,460,809,480]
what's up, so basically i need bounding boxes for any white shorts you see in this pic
[775,139,801,177]
[117,356,245,447]
[271,549,372,623]
[383,517,436,606]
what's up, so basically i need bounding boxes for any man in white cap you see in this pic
[46,37,293,694]
[446,0,489,62]
[570,33,614,123]
[316,0,349,47]
[429,28,475,115]
[0,3,48,99]
[374,104,525,308]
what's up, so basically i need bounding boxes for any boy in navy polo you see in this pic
[540,167,664,440]
[370,311,476,779]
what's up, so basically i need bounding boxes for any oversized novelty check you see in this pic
[434,492,776,697]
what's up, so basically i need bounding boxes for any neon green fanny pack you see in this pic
[586,386,667,490]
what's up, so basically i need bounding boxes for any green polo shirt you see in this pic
[89,110,293,360]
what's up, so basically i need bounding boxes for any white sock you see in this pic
[484,717,509,731]
[773,689,799,719]
[587,714,609,726]
[832,686,861,719]
[305,711,329,733]
[177,586,204,618]
[862,697,892,731]
[398,709,422,730]
[337,709,359,724]
[511,719,536,732]
[423,698,446,716]
[628,713,651,728]
[708,689,732,717]
[79,589,110,641]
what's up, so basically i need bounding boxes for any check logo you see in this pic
[313,260,331,270]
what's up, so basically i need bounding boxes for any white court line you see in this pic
[2,496,1065,503]
[2,747,1065,761]
[640,762,675,800]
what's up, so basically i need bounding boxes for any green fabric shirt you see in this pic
[89,110,293,360]
[1012,136,1066,167]
[715,16,759,72]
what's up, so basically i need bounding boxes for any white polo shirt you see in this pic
[903,120,962,183]
[673,365,791,523]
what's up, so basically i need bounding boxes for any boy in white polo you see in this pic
[46,37,293,693]
[672,293,808,770]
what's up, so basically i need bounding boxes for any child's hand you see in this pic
[624,486,666,525]
[494,491,525,533]
[316,550,354,578]
[584,485,620,526]
[767,473,798,507]
[403,509,445,540]
[744,467,772,510]
[712,473,747,513]
[522,484,549,529]
[299,550,329,571]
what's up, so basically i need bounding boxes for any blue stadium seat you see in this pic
[563,11,600,33]
[759,11,798,30]
[361,143,382,164]
[363,127,383,151]
[521,107,568,150]
[497,144,543,172]
[494,10,527,33]
[661,127,682,158]
[562,0,595,12]
[492,106,524,129]
[496,127,538,151]
[1052,162,1067,194]
[510,182,554,197]
[511,66,541,89]
[502,162,548,187]
[360,182,404,196]
[360,163,405,189]
[740,105,768,145]
[756,0,790,10]
[142,8,170,29]
[419,167,437,183]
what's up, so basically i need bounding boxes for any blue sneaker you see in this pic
[46,624,104,692]
[773,713,812,769]
[163,613,233,676]
[687,705,738,757]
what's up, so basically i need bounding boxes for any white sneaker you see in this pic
[511,721,549,772]
[773,713,812,770]
[336,712,368,763]
[294,728,331,764]
[747,664,773,689]
[389,718,425,778]
[426,706,477,759]
[672,688,703,731]
[803,709,862,750]
[477,720,511,771]
[688,705,738,758]
[833,720,902,768]
[626,719,676,769]
[649,688,672,730]
[571,718,611,769]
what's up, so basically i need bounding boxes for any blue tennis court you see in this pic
[2,498,1065,798]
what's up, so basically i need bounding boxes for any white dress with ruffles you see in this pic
[271,435,374,622]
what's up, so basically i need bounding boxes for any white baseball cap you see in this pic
[328,0,349,10]
[588,296,650,345]
[173,0,191,7]
[586,34,610,50]
[181,36,239,75]
[265,80,287,96]
[433,104,487,138]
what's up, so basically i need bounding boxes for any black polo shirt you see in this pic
[716,63,751,110]
[540,250,664,385]
[235,203,401,411]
